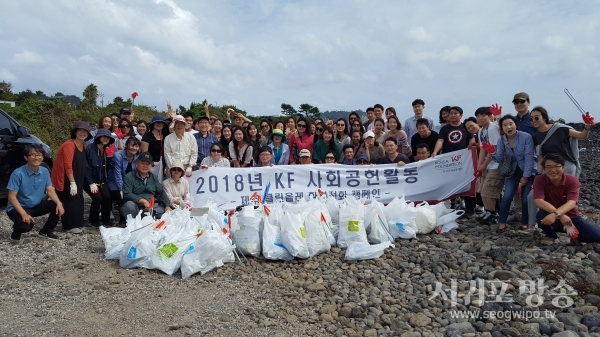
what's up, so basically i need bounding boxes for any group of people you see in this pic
[7,93,600,245]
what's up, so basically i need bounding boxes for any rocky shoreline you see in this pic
[1,125,600,337]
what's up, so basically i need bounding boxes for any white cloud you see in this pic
[0,68,17,82]
[10,51,43,65]
[0,1,598,121]
[408,27,433,42]
[543,35,570,49]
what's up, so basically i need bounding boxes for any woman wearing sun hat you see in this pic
[162,161,190,208]
[51,122,92,234]
[267,129,290,165]
[84,129,115,227]
[142,115,169,181]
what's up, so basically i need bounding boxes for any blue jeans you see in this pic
[537,210,600,243]
[498,175,533,224]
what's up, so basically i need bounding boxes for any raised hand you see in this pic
[166,100,176,118]
[480,141,496,154]
[490,104,502,116]
[583,112,595,126]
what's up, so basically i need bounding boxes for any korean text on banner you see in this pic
[188,149,475,208]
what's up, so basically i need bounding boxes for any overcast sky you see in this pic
[1,0,599,122]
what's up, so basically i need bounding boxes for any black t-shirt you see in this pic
[141,132,163,162]
[411,131,439,159]
[378,153,410,164]
[534,126,575,162]
[438,124,473,153]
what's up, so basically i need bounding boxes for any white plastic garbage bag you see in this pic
[385,196,418,239]
[232,206,262,258]
[150,223,197,275]
[337,197,368,248]
[414,206,437,234]
[280,206,309,258]
[262,206,293,261]
[100,226,131,260]
[365,200,393,244]
[302,201,332,257]
[435,221,459,233]
[180,228,234,279]
[322,194,340,230]
[120,219,169,269]
[345,241,395,260]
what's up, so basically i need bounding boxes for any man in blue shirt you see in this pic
[7,144,64,242]
[194,116,218,164]
[512,92,536,136]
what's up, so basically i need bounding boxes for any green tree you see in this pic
[35,90,45,96]
[15,89,35,105]
[281,103,297,116]
[53,92,65,97]
[80,83,98,112]
[178,105,187,114]
[0,81,13,99]
[298,103,320,120]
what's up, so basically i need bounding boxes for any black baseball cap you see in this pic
[120,108,132,115]
[137,152,153,163]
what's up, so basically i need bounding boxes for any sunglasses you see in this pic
[513,100,526,105]
[297,124,307,128]
[120,125,131,128]
[337,123,345,127]
[358,160,368,164]
[261,124,269,129]
[316,128,324,132]
[529,116,541,122]
[211,149,222,153]
[325,156,336,160]
[171,168,183,172]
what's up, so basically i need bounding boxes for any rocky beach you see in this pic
[1,124,600,337]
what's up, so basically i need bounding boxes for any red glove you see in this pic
[474,170,482,178]
[565,225,579,239]
[583,112,595,126]
[490,104,502,116]
[481,141,496,154]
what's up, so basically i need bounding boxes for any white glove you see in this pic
[69,182,77,196]
[89,184,98,194]
[120,191,123,199]
[185,167,192,177]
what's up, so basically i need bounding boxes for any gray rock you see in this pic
[556,313,582,327]
[492,270,516,280]
[409,313,431,327]
[551,331,579,337]
[540,323,552,336]
[501,327,520,336]
[585,294,600,306]
[446,322,475,336]
[582,315,600,328]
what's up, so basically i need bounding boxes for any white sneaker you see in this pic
[66,228,83,234]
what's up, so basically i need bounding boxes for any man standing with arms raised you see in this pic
[405,99,436,144]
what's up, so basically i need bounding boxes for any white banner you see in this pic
[188,149,476,209]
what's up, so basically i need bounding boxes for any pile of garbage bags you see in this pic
[100,195,463,278]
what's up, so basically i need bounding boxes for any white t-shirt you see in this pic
[478,123,501,170]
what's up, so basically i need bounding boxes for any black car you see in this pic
[0,107,53,198]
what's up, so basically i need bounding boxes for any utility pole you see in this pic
[99,91,104,107]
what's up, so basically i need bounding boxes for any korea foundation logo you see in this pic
[430,278,576,321]
[434,154,464,173]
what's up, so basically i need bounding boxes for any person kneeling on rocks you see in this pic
[7,144,65,242]
[121,152,173,219]
[534,153,600,245]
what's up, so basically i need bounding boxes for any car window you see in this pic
[0,111,14,135]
